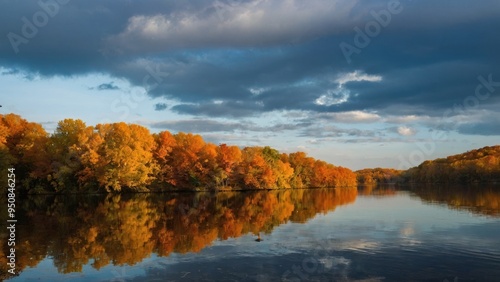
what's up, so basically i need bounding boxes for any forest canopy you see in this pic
[356,147,500,185]
[355,168,403,185]
[400,146,500,184]
[2,113,498,193]
[0,113,357,193]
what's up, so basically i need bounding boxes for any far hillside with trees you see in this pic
[400,146,500,184]
[355,168,403,185]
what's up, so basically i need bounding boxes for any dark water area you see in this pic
[1,185,500,281]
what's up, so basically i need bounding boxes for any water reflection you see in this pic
[358,185,397,197]
[408,184,500,216]
[0,188,357,278]
[2,185,500,281]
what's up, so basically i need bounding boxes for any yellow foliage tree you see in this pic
[81,123,158,192]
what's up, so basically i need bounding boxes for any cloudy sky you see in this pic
[1,0,499,170]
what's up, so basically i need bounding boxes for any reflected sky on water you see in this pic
[2,186,500,281]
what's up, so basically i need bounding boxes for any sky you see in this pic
[0,0,499,170]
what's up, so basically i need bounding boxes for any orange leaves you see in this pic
[167,132,213,188]
[286,152,357,188]
[356,168,403,185]
[97,123,157,191]
[4,113,359,192]
[212,144,242,188]
[238,147,270,189]
[154,130,176,161]
[48,119,91,191]
[236,147,297,189]
[0,114,49,188]
[153,131,177,185]
[275,160,294,188]
[217,144,242,174]
[402,145,500,183]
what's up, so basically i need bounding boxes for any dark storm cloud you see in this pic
[149,119,310,133]
[154,103,168,111]
[151,119,246,132]
[201,133,263,146]
[94,82,119,91]
[299,125,379,139]
[171,101,264,118]
[456,112,500,136]
[1,68,20,75]
[458,121,500,136]
[1,0,500,134]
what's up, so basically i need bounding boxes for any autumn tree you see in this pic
[47,119,90,192]
[214,144,242,189]
[287,152,315,188]
[262,146,294,188]
[168,132,217,189]
[153,130,177,187]
[310,160,356,187]
[0,113,361,192]
[236,147,273,189]
[80,123,158,192]
[0,120,12,186]
[0,114,50,192]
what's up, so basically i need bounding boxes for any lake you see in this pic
[1,185,500,281]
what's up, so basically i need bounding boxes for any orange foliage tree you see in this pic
[80,123,158,192]
[401,146,500,184]
[2,113,358,192]
[0,114,50,192]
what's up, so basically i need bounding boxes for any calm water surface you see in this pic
[1,186,500,281]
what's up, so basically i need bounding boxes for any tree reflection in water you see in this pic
[409,184,500,216]
[358,185,398,197]
[0,188,357,277]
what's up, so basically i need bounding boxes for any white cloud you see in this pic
[321,111,381,123]
[315,89,350,106]
[107,0,359,52]
[397,126,417,136]
[316,71,382,107]
[335,70,383,86]
[400,223,415,237]
[333,240,381,253]
[249,87,267,96]
[385,115,429,124]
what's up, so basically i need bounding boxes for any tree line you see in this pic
[355,168,403,185]
[400,146,500,184]
[356,146,500,185]
[0,114,357,193]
